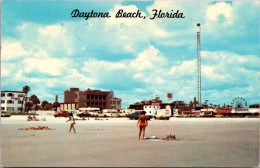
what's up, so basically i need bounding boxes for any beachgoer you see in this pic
[32,115,37,120]
[27,114,32,121]
[66,113,76,133]
[137,111,148,140]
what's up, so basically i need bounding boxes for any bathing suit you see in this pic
[140,123,146,127]
[70,116,75,124]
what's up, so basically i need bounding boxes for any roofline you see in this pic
[1,91,25,93]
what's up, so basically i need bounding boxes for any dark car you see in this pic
[1,111,11,117]
[77,112,91,117]
[125,111,152,120]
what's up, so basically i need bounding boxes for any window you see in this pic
[91,102,94,105]
[103,95,106,100]
[7,93,14,97]
[7,100,14,104]
[99,95,102,100]
[91,95,94,99]
[1,100,5,104]
[117,101,120,105]
[7,107,14,111]
[1,107,5,111]
[18,100,23,104]
[95,102,98,105]
[18,94,24,97]
[18,107,22,111]
[87,102,90,105]
[86,94,90,99]
[103,103,106,106]
[1,93,5,97]
[95,95,98,99]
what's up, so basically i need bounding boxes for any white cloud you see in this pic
[1,64,11,77]
[83,59,126,73]
[45,69,96,88]
[33,50,49,58]
[202,65,232,82]
[23,57,69,76]
[169,59,196,76]
[1,41,29,60]
[39,25,63,38]
[206,2,233,24]
[130,46,167,71]
[14,70,23,80]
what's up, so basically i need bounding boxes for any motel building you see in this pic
[143,97,162,117]
[1,91,28,113]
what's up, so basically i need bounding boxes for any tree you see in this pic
[25,102,33,112]
[30,95,41,111]
[21,85,31,113]
[41,101,49,109]
[41,101,53,110]
[53,102,60,111]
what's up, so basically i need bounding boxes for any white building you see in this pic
[143,105,160,117]
[1,91,28,113]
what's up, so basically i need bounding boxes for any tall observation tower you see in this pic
[196,23,201,106]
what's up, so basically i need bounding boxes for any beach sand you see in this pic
[1,116,259,167]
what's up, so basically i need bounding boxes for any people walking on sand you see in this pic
[66,112,76,133]
[137,111,148,140]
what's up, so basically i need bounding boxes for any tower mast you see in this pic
[196,23,201,106]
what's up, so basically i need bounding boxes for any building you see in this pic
[1,91,28,113]
[143,97,162,116]
[111,97,122,110]
[59,88,121,111]
[128,102,144,110]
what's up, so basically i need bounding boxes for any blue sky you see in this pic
[1,0,259,108]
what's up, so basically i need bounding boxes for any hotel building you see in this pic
[59,88,121,111]
[1,91,28,112]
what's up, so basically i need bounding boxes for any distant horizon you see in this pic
[1,1,259,109]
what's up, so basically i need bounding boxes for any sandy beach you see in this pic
[1,116,259,167]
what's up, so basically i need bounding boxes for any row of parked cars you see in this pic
[54,107,172,120]
[54,108,125,118]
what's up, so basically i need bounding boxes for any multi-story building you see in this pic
[110,97,122,110]
[1,91,28,113]
[60,88,121,111]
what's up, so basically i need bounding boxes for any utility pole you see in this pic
[196,23,201,106]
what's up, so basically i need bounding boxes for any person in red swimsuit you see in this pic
[137,111,148,140]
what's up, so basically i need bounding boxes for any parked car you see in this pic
[125,111,153,120]
[215,114,224,118]
[76,107,95,117]
[102,109,119,117]
[1,111,11,117]
[54,110,70,117]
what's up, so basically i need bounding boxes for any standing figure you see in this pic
[137,111,148,140]
[66,113,76,133]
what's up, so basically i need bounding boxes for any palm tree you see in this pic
[22,85,31,113]
[30,95,40,111]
